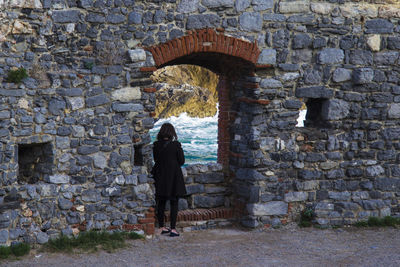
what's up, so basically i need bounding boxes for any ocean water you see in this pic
[150,112,218,165]
[150,109,307,164]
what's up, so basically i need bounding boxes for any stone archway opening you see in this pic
[145,29,261,226]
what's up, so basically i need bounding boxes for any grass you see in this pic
[6,67,28,83]
[0,243,30,260]
[42,230,144,253]
[299,208,315,228]
[354,216,400,227]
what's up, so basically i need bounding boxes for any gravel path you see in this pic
[2,225,400,267]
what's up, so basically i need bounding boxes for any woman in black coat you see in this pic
[153,123,186,236]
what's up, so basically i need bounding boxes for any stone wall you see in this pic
[1,0,400,244]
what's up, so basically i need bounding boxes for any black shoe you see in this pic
[161,228,171,234]
[169,231,180,237]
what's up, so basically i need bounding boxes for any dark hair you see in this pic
[157,123,178,141]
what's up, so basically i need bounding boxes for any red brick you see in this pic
[140,67,157,72]
[143,87,156,93]
[138,217,155,224]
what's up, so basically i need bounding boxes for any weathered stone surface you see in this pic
[353,68,374,84]
[48,174,70,184]
[201,0,234,8]
[295,86,333,98]
[128,49,146,63]
[247,201,288,216]
[194,195,224,208]
[388,103,400,119]
[239,12,262,32]
[112,103,144,112]
[284,192,307,202]
[279,1,309,13]
[252,0,273,11]
[310,2,333,15]
[194,173,224,184]
[333,68,351,83]
[260,79,282,88]
[186,14,220,29]
[318,48,344,64]
[367,34,381,52]
[365,19,394,34]
[257,49,276,64]
[52,10,81,23]
[177,0,199,13]
[321,99,350,120]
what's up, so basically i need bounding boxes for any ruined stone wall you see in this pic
[1,0,400,244]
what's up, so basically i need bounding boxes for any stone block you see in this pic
[252,0,273,11]
[82,189,101,202]
[328,191,351,201]
[279,1,309,13]
[239,12,262,32]
[295,86,333,98]
[332,68,351,83]
[367,34,381,52]
[48,174,70,184]
[321,99,350,120]
[298,169,322,180]
[236,168,266,181]
[260,79,282,88]
[353,68,374,84]
[178,0,199,13]
[52,10,81,23]
[86,94,110,108]
[292,34,312,49]
[362,199,385,210]
[193,195,224,208]
[194,173,224,184]
[235,0,250,12]
[247,201,288,216]
[257,49,276,64]
[128,11,142,24]
[374,178,400,191]
[128,49,146,63]
[186,14,220,30]
[186,184,205,195]
[318,48,344,64]
[374,51,399,66]
[365,19,394,34]
[112,103,144,112]
[0,230,8,244]
[201,0,234,8]
[388,103,400,119]
[311,2,333,14]
[284,192,307,202]
[366,165,385,177]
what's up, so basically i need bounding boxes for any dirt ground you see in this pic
[2,225,400,267]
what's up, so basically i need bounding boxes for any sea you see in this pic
[150,109,307,165]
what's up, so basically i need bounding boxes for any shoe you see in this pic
[169,230,180,237]
[161,228,171,234]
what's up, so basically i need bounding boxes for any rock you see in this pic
[333,68,351,83]
[178,0,199,13]
[353,68,374,84]
[67,97,84,110]
[128,12,142,24]
[186,14,220,30]
[260,79,282,88]
[52,10,81,23]
[295,86,333,98]
[367,34,381,51]
[48,174,70,184]
[235,0,250,12]
[48,99,66,115]
[257,49,276,64]
[374,51,399,65]
[85,94,110,107]
[284,192,307,202]
[292,34,312,49]
[102,76,120,88]
[201,0,234,8]
[239,12,262,32]
[194,173,224,184]
[82,189,101,202]
[365,19,394,34]
[366,165,385,177]
[112,103,144,112]
[252,0,273,11]
[58,198,73,210]
[321,99,350,120]
[388,103,400,119]
[318,48,344,64]
[247,201,288,216]
[311,2,333,14]
[128,49,146,62]
[279,1,309,13]
[0,230,8,244]
[93,153,107,169]
[193,195,224,208]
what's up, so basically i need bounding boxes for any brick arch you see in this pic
[145,28,261,68]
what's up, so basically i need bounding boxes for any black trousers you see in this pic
[157,197,179,229]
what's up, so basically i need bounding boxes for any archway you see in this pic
[144,29,263,225]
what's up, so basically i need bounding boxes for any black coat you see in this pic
[153,140,187,198]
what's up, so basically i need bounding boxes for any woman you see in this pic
[153,123,186,237]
